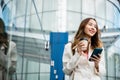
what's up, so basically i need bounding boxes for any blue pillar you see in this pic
[50,32,68,80]
[1,3,11,31]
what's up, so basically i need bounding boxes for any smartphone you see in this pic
[89,48,103,61]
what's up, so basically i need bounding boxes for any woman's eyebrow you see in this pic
[88,22,97,27]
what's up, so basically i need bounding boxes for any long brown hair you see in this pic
[71,18,103,55]
[0,18,9,55]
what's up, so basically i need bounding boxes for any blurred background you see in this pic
[0,0,120,80]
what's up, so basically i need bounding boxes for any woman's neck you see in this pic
[84,35,91,43]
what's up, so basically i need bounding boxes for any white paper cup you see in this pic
[80,38,88,51]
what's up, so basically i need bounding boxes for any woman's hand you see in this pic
[76,41,85,55]
[90,54,101,72]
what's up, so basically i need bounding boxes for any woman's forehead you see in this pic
[88,19,96,23]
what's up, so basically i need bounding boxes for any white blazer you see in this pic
[62,42,106,80]
[7,41,17,70]
[0,41,17,80]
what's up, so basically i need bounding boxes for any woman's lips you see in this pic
[89,29,95,34]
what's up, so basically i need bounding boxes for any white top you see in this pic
[62,42,106,80]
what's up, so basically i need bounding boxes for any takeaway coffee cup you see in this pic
[80,38,88,51]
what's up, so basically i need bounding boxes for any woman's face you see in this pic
[84,19,97,37]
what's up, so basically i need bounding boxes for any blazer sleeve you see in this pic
[8,41,17,70]
[0,50,7,68]
[62,43,81,75]
[10,41,17,62]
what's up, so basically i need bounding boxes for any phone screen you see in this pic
[89,48,103,61]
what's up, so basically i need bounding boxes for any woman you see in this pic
[62,18,106,80]
[0,18,17,80]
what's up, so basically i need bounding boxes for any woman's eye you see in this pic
[88,23,97,28]
[94,25,97,28]
[88,23,92,26]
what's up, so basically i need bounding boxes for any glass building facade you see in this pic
[0,0,120,80]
